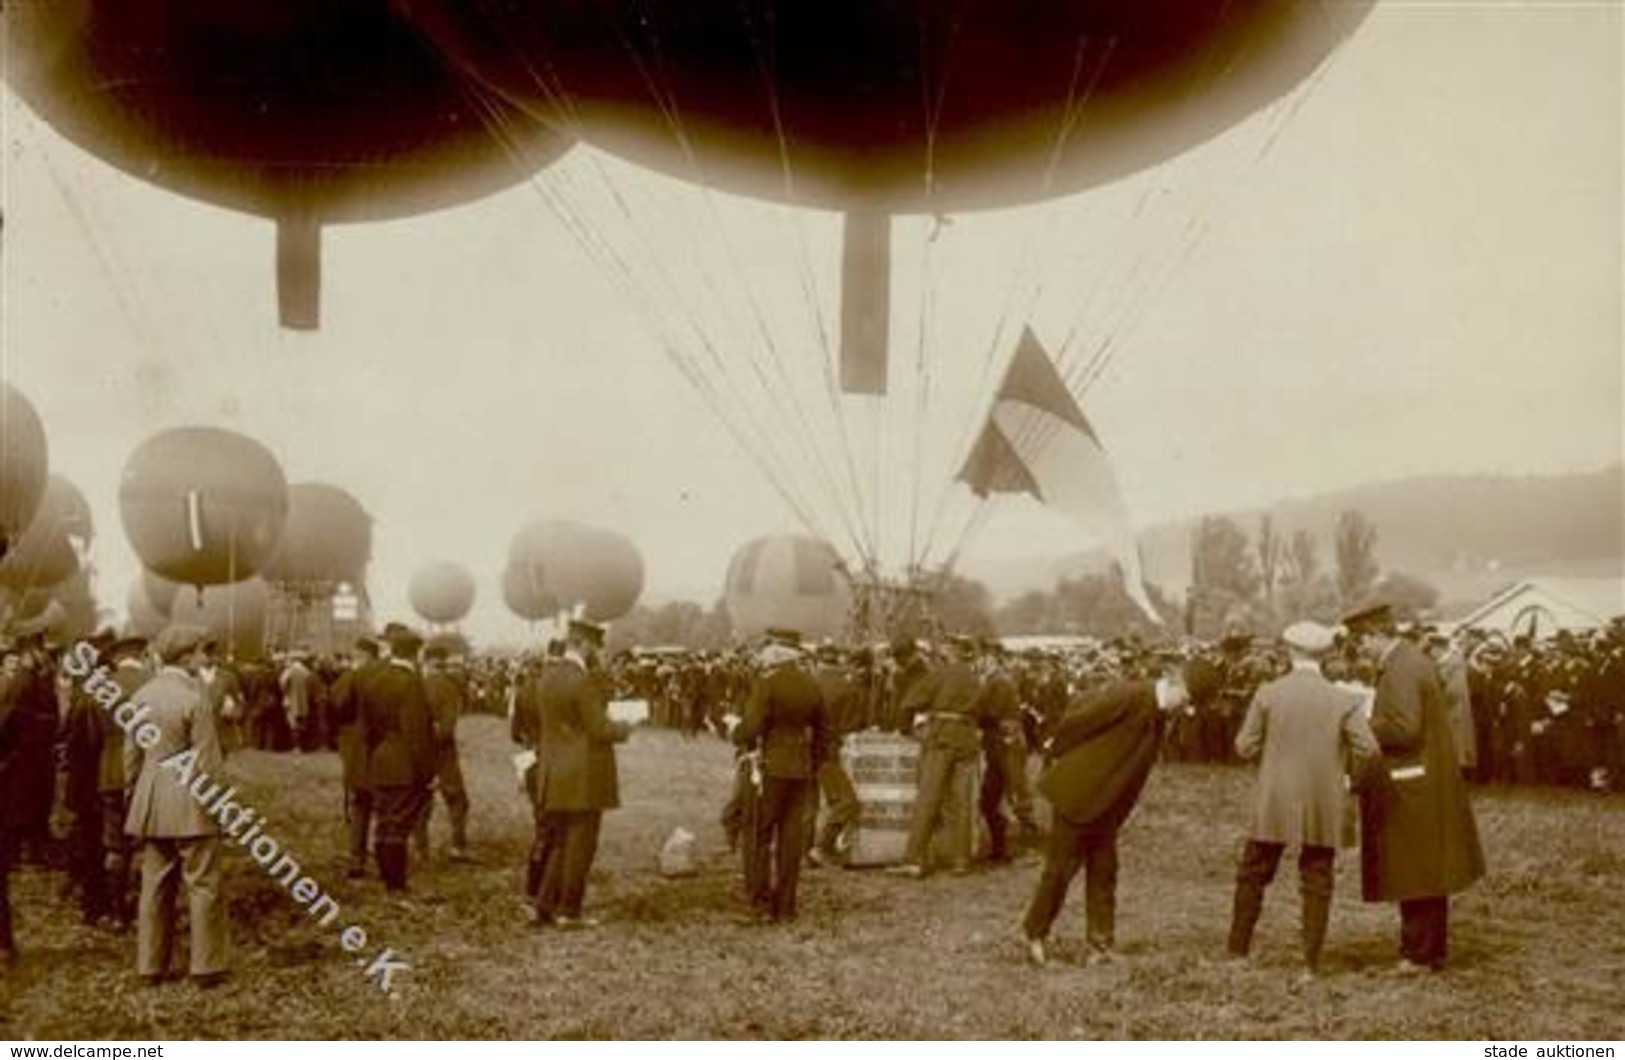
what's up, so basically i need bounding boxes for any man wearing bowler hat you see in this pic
[531,618,631,928]
[124,625,228,987]
[360,623,436,896]
[1343,601,1485,974]
[1224,621,1380,978]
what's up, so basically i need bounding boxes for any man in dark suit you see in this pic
[329,637,382,879]
[1,640,28,965]
[359,625,436,895]
[416,644,471,861]
[530,619,630,928]
[733,639,828,921]
[1021,658,1214,966]
[1345,602,1485,974]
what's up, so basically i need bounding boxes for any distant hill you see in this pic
[964,464,1624,610]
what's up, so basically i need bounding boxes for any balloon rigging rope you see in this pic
[915,30,1116,571]
[738,0,877,572]
[613,11,874,566]
[444,56,838,548]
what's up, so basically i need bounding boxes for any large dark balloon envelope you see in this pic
[119,427,289,588]
[395,0,1371,390]
[395,0,1371,212]
[3,0,572,328]
[0,384,50,557]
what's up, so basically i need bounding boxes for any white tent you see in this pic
[1454,577,1625,637]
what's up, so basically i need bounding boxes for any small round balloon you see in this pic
[408,560,476,625]
[119,427,289,587]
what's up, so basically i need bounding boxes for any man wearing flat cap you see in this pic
[1343,601,1485,974]
[528,618,631,928]
[358,624,437,895]
[124,625,228,986]
[1225,621,1379,977]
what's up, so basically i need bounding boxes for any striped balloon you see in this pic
[724,534,850,640]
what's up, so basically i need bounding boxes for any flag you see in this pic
[956,327,1159,623]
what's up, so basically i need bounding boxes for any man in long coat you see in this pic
[530,619,630,928]
[1020,659,1213,966]
[329,636,382,878]
[359,625,436,894]
[1346,603,1486,973]
[123,626,228,986]
[1225,621,1379,976]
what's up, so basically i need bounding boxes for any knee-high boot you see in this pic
[1301,890,1331,972]
[1227,879,1266,958]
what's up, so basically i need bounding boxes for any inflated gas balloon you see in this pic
[507,519,643,621]
[3,0,571,328]
[49,568,99,642]
[168,576,270,660]
[260,482,373,586]
[398,0,1371,212]
[501,562,559,622]
[408,560,476,624]
[125,581,171,639]
[141,570,184,617]
[0,475,93,592]
[725,534,850,639]
[0,384,49,555]
[119,427,289,588]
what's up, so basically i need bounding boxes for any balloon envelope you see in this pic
[408,560,476,624]
[501,562,559,622]
[168,577,270,660]
[0,474,92,592]
[0,384,49,553]
[398,0,1372,211]
[2,1,569,223]
[140,570,185,617]
[119,427,289,587]
[725,534,850,639]
[125,581,170,639]
[508,519,643,621]
[260,482,372,586]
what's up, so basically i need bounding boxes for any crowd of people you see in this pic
[1,606,1622,984]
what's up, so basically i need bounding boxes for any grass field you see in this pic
[3,718,1623,1040]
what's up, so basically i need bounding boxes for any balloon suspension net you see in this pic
[839,564,946,647]
[265,580,338,655]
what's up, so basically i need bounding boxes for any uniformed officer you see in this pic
[734,637,828,921]
[890,636,987,878]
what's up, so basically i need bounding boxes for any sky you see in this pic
[2,1,1620,645]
